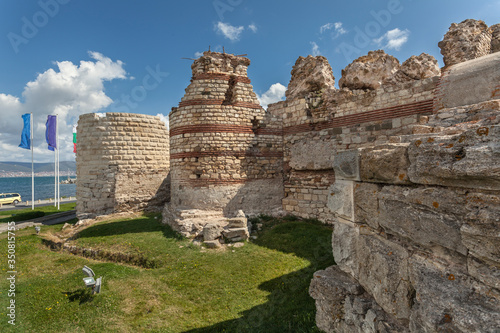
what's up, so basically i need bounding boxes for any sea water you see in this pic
[0,176,76,202]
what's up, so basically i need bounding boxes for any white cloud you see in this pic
[311,42,321,56]
[333,22,347,37]
[0,51,127,163]
[257,83,286,109]
[156,113,169,128]
[374,28,410,51]
[248,24,257,33]
[320,22,347,38]
[215,22,245,41]
[194,51,204,58]
[320,23,333,34]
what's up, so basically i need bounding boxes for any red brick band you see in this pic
[253,128,283,136]
[178,179,248,186]
[177,177,277,187]
[178,99,262,109]
[178,99,224,107]
[170,124,253,137]
[231,101,263,109]
[170,124,282,137]
[192,73,252,84]
[171,150,283,160]
[284,99,434,135]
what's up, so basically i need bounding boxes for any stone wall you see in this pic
[274,71,438,222]
[306,23,500,332]
[76,112,169,217]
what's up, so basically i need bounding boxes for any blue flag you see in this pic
[45,115,57,151]
[19,113,31,149]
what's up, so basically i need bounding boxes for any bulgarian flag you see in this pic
[73,125,77,153]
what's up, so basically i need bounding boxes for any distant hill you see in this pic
[0,161,76,173]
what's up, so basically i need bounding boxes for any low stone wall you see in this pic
[76,112,169,217]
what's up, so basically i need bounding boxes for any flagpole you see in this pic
[54,117,56,207]
[31,112,34,210]
[57,114,60,210]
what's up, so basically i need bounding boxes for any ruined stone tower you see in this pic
[165,51,283,235]
[76,113,170,217]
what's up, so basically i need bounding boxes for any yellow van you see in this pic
[0,193,22,205]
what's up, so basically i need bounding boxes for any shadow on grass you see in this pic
[63,289,95,305]
[185,220,335,333]
[75,216,183,241]
[0,211,45,223]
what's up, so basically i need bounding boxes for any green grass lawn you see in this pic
[0,203,76,223]
[0,213,334,332]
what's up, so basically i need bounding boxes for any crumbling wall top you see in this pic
[285,55,335,100]
[191,51,251,77]
[438,19,492,68]
[338,50,400,90]
[490,23,500,53]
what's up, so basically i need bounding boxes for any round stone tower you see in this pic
[167,51,283,225]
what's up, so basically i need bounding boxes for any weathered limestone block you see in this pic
[333,150,360,181]
[490,23,500,53]
[222,227,249,241]
[342,295,408,333]
[353,182,382,230]
[356,234,411,320]
[385,53,440,84]
[285,55,335,100]
[328,180,381,228]
[339,50,400,90]
[309,266,364,333]
[409,253,500,333]
[332,221,360,278]
[378,185,468,255]
[438,19,492,68]
[462,191,500,264]
[335,145,412,184]
[408,125,500,190]
[433,52,500,110]
[327,180,354,221]
[359,144,411,184]
[203,224,222,241]
[290,139,336,170]
[467,256,500,290]
[461,223,500,264]
[226,217,247,228]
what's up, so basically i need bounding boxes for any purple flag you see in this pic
[45,115,57,151]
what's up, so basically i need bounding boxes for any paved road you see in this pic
[0,210,77,233]
[0,199,76,211]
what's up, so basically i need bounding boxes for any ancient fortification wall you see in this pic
[74,18,500,333]
[76,112,169,217]
[306,19,500,333]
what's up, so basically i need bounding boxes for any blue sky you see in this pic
[0,0,498,163]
